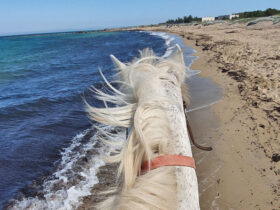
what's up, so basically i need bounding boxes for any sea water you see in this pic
[0,30,221,209]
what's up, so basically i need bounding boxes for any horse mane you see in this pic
[85,45,190,210]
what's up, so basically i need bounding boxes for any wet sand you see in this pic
[189,43,279,210]
[137,21,280,209]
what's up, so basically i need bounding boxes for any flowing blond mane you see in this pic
[85,45,199,210]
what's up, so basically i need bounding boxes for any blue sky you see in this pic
[1,0,279,35]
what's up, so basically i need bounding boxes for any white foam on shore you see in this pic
[145,31,175,58]
[9,126,125,210]
[143,31,201,77]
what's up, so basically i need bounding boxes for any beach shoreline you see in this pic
[135,22,280,209]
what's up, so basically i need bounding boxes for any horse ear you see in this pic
[168,44,185,65]
[110,54,126,70]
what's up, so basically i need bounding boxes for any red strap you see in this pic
[141,155,195,172]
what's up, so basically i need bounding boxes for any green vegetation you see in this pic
[164,8,280,25]
[166,15,201,24]
[237,8,280,18]
[246,16,280,26]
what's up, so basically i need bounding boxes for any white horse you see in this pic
[86,45,200,210]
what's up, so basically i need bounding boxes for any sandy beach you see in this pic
[135,21,280,209]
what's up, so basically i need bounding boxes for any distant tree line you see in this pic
[165,8,280,24]
[237,8,280,18]
[166,15,201,24]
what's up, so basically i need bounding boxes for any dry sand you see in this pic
[80,21,280,210]
[137,21,280,209]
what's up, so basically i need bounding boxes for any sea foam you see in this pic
[8,126,125,210]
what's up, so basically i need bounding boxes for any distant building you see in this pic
[215,15,229,20]
[229,14,239,19]
[202,17,215,22]
[202,14,239,22]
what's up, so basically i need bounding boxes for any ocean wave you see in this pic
[141,31,201,77]
[0,94,83,120]
[6,126,125,210]
[143,31,175,58]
